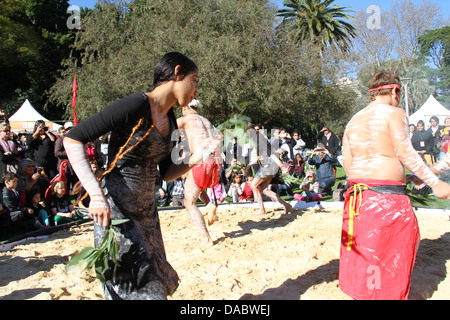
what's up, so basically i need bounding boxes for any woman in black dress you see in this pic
[64,52,219,300]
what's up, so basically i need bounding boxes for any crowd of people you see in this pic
[153,124,343,210]
[0,120,106,240]
[2,104,444,242]
[0,106,342,243]
[409,115,450,194]
[1,48,449,302]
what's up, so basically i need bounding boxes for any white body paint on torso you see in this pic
[343,103,439,187]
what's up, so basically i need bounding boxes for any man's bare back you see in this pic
[343,102,440,187]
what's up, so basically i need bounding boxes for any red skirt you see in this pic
[339,178,419,300]
[191,157,221,190]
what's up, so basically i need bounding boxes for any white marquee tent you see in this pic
[408,95,450,128]
[8,99,62,132]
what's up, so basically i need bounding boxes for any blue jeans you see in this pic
[24,209,49,230]
[318,177,335,190]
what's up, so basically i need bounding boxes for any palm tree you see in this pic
[277,0,356,55]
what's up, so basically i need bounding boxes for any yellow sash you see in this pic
[347,183,369,251]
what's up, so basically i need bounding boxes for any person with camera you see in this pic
[307,143,337,195]
[15,158,50,207]
[27,120,57,180]
[316,126,340,158]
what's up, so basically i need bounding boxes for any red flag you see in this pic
[72,75,79,125]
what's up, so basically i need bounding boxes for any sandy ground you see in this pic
[0,202,449,300]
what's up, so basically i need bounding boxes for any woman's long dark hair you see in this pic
[152,52,198,89]
[76,53,197,206]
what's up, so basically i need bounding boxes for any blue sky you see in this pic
[275,0,449,17]
[70,0,449,17]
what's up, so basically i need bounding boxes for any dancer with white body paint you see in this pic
[339,71,450,300]
[176,99,222,246]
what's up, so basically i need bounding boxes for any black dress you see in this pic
[66,93,179,299]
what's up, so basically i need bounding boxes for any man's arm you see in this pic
[388,109,450,199]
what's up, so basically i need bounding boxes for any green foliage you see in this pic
[0,0,75,120]
[49,0,356,134]
[418,26,450,106]
[276,0,356,54]
[66,219,129,284]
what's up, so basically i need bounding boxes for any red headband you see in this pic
[369,84,401,93]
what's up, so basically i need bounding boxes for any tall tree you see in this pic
[0,0,74,120]
[276,0,356,55]
[49,0,355,137]
[418,26,450,106]
[348,0,447,113]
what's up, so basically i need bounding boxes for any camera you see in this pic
[39,125,48,131]
[36,167,43,174]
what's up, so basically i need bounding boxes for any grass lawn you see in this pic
[279,166,450,210]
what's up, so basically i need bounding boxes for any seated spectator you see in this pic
[16,158,50,203]
[227,173,243,203]
[277,149,294,196]
[170,177,185,207]
[293,153,306,179]
[207,177,228,204]
[0,198,11,238]
[156,187,170,207]
[73,161,104,209]
[225,158,248,191]
[1,172,25,232]
[239,175,254,202]
[307,144,337,195]
[50,181,83,225]
[23,189,50,230]
[293,170,322,202]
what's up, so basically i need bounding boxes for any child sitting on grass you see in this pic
[23,189,50,230]
[50,181,83,225]
[293,170,322,202]
[239,175,254,202]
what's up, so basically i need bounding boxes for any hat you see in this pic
[64,121,74,130]
[18,129,29,136]
[188,99,202,110]
[305,170,315,178]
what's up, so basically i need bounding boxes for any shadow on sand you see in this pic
[240,233,450,300]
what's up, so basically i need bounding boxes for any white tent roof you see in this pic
[9,99,49,122]
[408,95,450,127]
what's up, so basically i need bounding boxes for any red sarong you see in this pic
[191,157,221,190]
[339,178,419,300]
